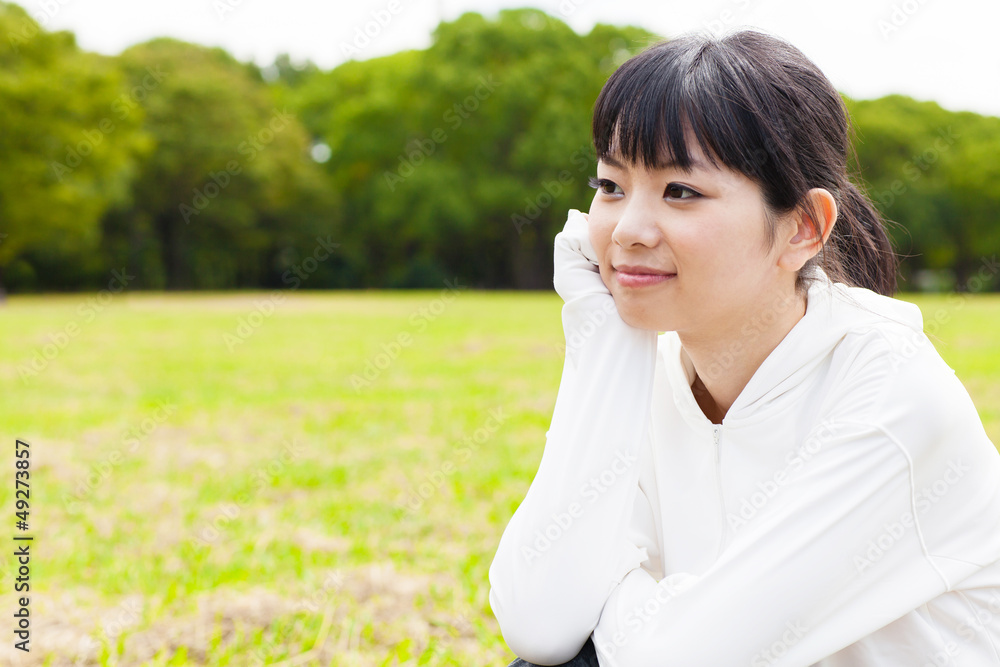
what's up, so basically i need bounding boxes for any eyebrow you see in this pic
[599,152,712,174]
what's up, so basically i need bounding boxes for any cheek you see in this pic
[678,210,768,272]
[585,212,617,291]
[586,213,616,266]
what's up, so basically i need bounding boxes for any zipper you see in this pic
[711,423,729,561]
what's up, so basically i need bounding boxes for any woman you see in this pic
[488,29,1000,666]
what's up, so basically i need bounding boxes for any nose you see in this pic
[611,197,662,250]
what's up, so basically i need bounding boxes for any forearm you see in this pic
[489,291,658,663]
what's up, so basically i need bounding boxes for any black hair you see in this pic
[592,29,898,296]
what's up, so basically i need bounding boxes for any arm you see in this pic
[593,419,954,666]
[593,326,1000,666]
[488,209,659,664]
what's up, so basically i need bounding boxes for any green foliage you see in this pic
[847,95,1000,290]
[0,1,148,288]
[104,38,338,289]
[289,9,659,288]
[0,5,997,292]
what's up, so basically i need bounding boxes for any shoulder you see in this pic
[816,293,994,476]
[818,286,963,426]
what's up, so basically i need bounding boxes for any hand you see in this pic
[553,209,625,369]
[553,209,609,304]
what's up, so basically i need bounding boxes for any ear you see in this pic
[777,188,838,272]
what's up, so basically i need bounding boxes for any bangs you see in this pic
[588,30,898,295]
[592,34,780,187]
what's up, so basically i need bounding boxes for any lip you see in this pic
[614,264,673,276]
[614,264,677,289]
[616,271,675,288]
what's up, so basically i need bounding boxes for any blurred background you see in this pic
[1,0,999,293]
[0,0,998,665]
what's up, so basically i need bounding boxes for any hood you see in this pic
[659,266,925,426]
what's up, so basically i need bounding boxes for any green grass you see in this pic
[0,290,997,666]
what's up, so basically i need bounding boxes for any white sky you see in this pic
[30,0,1000,117]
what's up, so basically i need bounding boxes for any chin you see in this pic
[615,305,663,332]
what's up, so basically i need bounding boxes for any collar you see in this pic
[656,268,923,430]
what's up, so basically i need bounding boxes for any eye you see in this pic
[588,176,623,196]
[665,183,700,200]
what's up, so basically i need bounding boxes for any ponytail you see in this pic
[593,30,903,298]
[807,181,899,297]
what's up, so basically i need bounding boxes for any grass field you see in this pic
[0,289,997,666]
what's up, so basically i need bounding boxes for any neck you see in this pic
[680,288,807,424]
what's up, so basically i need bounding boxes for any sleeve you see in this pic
[626,477,665,582]
[488,289,659,665]
[591,417,955,667]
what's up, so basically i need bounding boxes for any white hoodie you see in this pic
[488,210,1000,666]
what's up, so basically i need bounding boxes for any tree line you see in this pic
[1,2,996,293]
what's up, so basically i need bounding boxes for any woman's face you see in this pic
[588,136,794,337]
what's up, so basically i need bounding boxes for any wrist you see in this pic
[562,294,655,369]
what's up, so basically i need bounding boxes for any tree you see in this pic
[289,9,659,289]
[106,38,337,289]
[849,95,1000,290]
[0,1,147,294]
